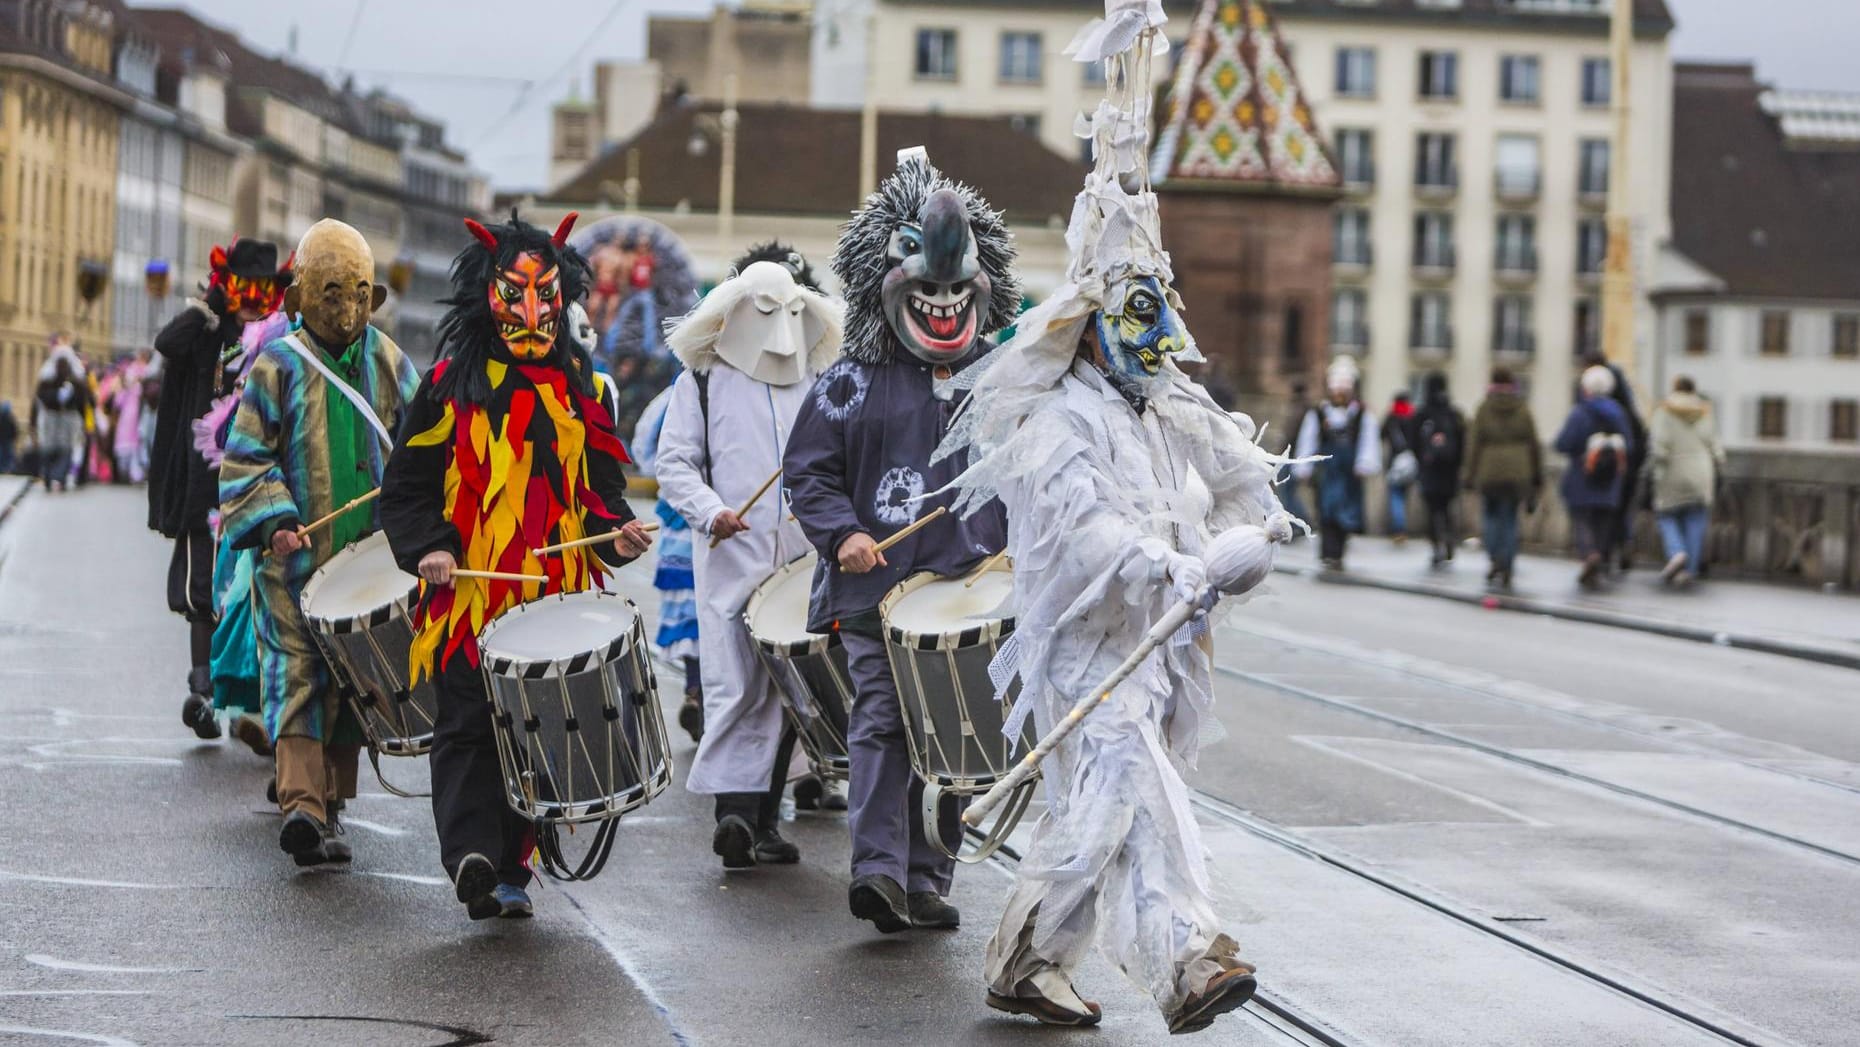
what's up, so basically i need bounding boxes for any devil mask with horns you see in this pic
[432,210,594,407]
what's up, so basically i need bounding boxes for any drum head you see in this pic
[884,570,1015,640]
[301,532,416,623]
[482,589,639,670]
[746,554,825,649]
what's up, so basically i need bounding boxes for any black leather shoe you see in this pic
[848,874,911,934]
[279,811,327,867]
[454,852,499,917]
[181,693,221,740]
[907,891,960,930]
[712,815,756,869]
[793,776,824,811]
[678,689,704,743]
[320,815,352,864]
[753,827,800,864]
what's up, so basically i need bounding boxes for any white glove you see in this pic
[1264,511,1296,545]
[1165,552,1216,615]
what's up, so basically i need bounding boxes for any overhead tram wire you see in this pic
[467,0,637,153]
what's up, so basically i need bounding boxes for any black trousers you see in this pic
[431,659,533,888]
[1320,519,1349,562]
[714,724,799,830]
[1425,494,1456,558]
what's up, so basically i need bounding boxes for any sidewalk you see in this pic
[1279,536,1860,669]
[0,474,29,529]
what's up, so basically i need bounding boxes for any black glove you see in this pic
[204,283,228,317]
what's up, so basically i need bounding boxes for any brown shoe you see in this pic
[1167,964,1258,1035]
[232,714,273,757]
[986,969,1102,1027]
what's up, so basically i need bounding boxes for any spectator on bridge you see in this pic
[1580,349,1648,571]
[1648,376,1724,588]
[1275,380,1313,531]
[1463,368,1541,590]
[30,345,90,492]
[1412,373,1466,567]
[1381,392,1415,545]
[1295,358,1381,570]
[0,400,18,474]
[1555,365,1635,591]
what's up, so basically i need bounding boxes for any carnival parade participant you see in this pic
[934,5,1290,1032]
[379,212,652,921]
[1294,357,1381,570]
[150,239,292,741]
[785,150,1016,933]
[658,246,844,870]
[220,220,419,867]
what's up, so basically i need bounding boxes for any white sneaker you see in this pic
[1662,552,1690,583]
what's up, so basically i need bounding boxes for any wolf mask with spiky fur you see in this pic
[830,153,1020,366]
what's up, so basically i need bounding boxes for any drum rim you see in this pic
[299,532,419,630]
[878,569,1016,650]
[479,588,642,677]
[744,552,835,656]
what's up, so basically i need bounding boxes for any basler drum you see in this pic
[879,564,1038,862]
[298,531,437,757]
[744,552,852,783]
[478,589,672,880]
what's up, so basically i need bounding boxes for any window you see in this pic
[1411,292,1453,351]
[1413,211,1455,270]
[1283,304,1305,364]
[1494,295,1534,355]
[1582,57,1611,106]
[1574,298,1600,358]
[1577,218,1607,275]
[1333,208,1372,266]
[1335,47,1376,98]
[1499,55,1540,103]
[999,31,1042,84]
[1336,129,1375,186]
[1758,397,1788,440]
[1333,289,1369,350]
[1685,310,1710,355]
[1419,51,1458,100]
[1009,113,1041,138]
[1415,132,1457,190]
[1494,135,1541,198]
[1833,315,1859,358]
[1834,400,1859,442]
[1761,310,1791,356]
[1083,60,1106,87]
[1496,214,1537,272]
[1579,139,1610,199]
[915,29,958,80]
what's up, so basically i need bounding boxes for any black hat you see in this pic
[223,238,291,282]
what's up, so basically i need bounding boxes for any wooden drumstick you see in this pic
[451,568,549,584]
[964,549,1010,588]
[872,506,949,556]
[709,468,783,549]
[533,523,660,556]
[262,488,380,557]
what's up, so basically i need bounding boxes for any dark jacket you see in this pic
[1464,389,1541,500]
[784,355,1006,633]
[1410,380,1465,503]
[0,403,18,447]
[1554,395,1634,510]
[148,301,244,537]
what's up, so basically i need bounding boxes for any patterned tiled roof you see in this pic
[1152,0,1339,192]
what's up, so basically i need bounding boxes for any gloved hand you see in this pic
[204,283,228,317]
[1264,511,1296,545]
[1164,552,1216,615]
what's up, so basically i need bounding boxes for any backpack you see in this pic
[1582,408,1628,488]
[1417,412,1460,469]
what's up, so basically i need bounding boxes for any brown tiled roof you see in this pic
[1670,62,1860,301]
[550,102,1083,225]
[134,7,348,131]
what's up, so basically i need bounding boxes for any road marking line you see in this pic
[24,956,203,974]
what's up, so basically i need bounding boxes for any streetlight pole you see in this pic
[1601,0,1636,381]
[719,72,739,247]
[858,3,878,201]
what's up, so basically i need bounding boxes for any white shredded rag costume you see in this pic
[656,264,842,796]
[934,0,1291,1018]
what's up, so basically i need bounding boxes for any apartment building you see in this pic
[1652,64,1860,454]
[0,0,125,408]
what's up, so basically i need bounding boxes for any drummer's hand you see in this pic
[270,527,310,558]
[418,550,456,587]
[614,520,654,558]
[710,509,749,541]
[837,533,886,574]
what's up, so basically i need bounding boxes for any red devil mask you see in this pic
[487,252,563,361]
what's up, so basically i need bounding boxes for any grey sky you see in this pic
[136,0,1860,191]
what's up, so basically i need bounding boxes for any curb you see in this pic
[1275,563,1860,672]
[0,478,30,532]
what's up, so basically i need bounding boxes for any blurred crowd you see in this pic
[0,334,161,492]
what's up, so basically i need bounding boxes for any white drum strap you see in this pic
[279,333,393,451]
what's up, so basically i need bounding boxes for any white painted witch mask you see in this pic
[715,261,823,387]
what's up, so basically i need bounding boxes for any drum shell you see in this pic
[744,554,852,782]
[299,535,438,757]
[479,592,672,824]
[880,571,1034,793]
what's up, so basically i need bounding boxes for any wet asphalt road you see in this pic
[1,482,1856,1047]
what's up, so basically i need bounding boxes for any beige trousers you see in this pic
[274,737,361,823]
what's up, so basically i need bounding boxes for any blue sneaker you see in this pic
[493,883,533,919]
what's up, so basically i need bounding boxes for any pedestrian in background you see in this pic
[1581,349,1648,570]
[1276,379,1313,531]
[1381,391,1415,546]
[0,400,17,474]
[1463,368,1541,590]
[30,345,89,492]
[1555,365,1634,590]
[1648,375,1723,588]
[1295,359,1381,570]
[1412,372,1466,567]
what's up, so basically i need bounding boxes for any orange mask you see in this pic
[487,252,563,361]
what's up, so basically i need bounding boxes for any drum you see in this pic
[299,532,437,757]
[478,589,672,828]
[744,553,852,782]
[879,566,1034,795]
